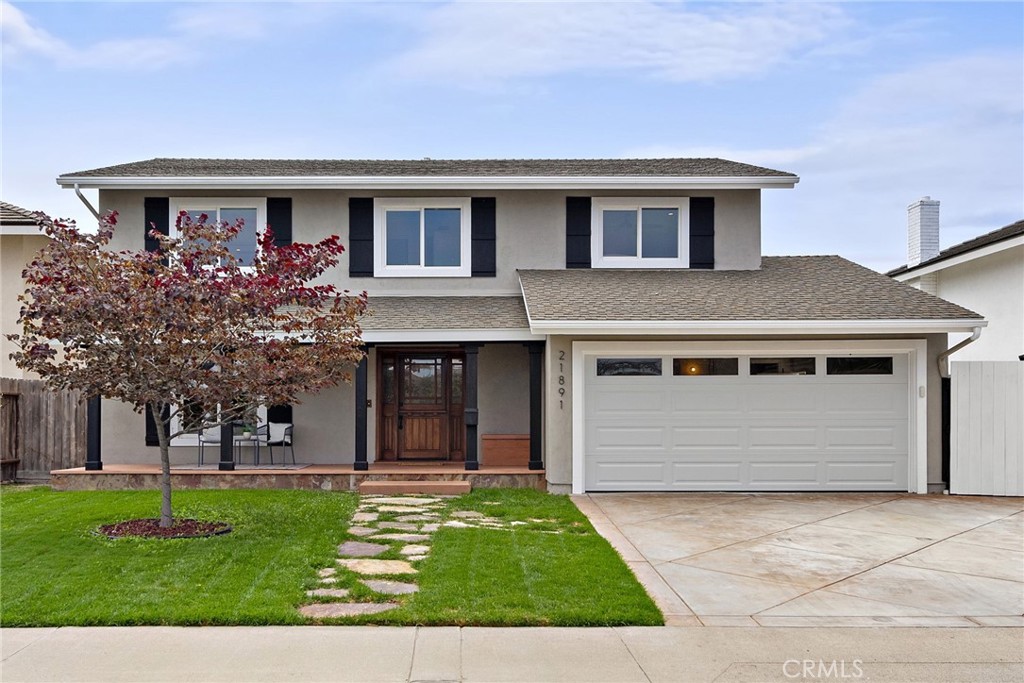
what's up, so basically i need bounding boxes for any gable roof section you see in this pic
[887,219,1024,277]
[57,158,798,190]
[0,200,46,235]
[519,256,983,335]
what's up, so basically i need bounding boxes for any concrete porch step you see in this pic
[358,480,471,495]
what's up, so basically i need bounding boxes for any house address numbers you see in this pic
[558,350,566,410]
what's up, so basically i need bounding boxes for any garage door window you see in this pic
[827,357,894,375]
[673,358,739,376]
[750,357,816,376]
[596,358,662,376]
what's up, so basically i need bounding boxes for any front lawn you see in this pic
[0,486,661,627]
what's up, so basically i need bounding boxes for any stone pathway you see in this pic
[298,494,525,620]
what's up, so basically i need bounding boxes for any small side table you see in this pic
[233,435,261,465]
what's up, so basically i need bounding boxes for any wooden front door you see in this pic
[378,351,465,461]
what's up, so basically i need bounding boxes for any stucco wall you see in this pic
[98,188,763,295]
[1,234,50,379]
[935,246,1024,362]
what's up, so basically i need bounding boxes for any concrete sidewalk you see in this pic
[2,626,1022,682]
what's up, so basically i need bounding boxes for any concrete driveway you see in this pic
[574,492,1024,627]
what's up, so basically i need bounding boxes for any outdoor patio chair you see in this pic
[197,425,220,466]
[267,422,295,465]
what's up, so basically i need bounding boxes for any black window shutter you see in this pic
[144,197,169,264]
[267,197,292,247]
[689,197,715,269]
[267,404,293,423]
[471,197,496,277]
[349,198,374,277]
[565,196,592,269]
[144,404,170,447]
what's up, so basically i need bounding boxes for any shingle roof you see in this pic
[0,201,43,227]
[519,256,982,322]
[60,157,795,179]
[362,296,529,330]
[887,219,1024,276]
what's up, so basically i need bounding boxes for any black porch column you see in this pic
[464,343,481,470]
[86,396,102,470]
[218,421,235,471]
[526,342,544,470]
[354,353,369,471]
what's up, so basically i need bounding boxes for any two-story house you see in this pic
[54,158,983,494]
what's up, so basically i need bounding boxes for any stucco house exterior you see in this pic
[55,158,983,494]
[1,201,49,381]
[888,198,1023,362]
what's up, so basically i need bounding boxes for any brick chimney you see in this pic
[907,196,940,266]
[907,197,940,294]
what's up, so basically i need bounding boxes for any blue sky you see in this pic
[2,1,1021,271]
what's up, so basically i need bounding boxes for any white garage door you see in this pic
[584,353,909,491]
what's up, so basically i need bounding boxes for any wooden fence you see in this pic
[950,361,1024,497]
[0,378,87,481]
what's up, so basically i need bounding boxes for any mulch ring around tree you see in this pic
[98,518,232,539]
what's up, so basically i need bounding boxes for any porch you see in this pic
[49,462,546,492]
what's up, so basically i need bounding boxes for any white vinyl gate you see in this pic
[950,361,1024,496]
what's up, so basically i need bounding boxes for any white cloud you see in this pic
[381,1,851,86]
[624,53,1024,271]
[0,1,341,70]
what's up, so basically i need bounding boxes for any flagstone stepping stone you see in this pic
[376,506,429,513]
[337,541,389,557]
[318,567,337,578]
[396,514,439,522]
[510,521,527,526]
[337,559,418,575]
[451,510,485,518]
[370,533,431,542]
[320,577,338,585]
[376,521,419,532]
[406,555,428,562]
[348,526,377,537]
[306,587,350,599]
[399,544,430,555]
[363,497,442,506]
[421,523,440,532]
[361,580,419,595]
[442,520,474,528]
[352,512,379,522]
[300,602,399,618]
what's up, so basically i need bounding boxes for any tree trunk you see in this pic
[152,403,173,528]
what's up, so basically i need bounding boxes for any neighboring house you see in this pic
[56,158,983,494]
[1,201,49,380]
[888,198,1023,362]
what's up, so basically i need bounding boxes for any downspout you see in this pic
[938,326,982,378]
[73,184,101,221]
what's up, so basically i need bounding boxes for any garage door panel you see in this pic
[670,388,743,414]
[745,387,821,415]
[583,351,910,492]
[670,426,743,449]
[823,385,907,418]
[825,425,905,449]
[670,462,743,485]
[747,426,819,449]
[749,462,820,484]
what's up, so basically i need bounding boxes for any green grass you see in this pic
[0,486,662,627]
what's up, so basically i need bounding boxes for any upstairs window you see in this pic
[374,198,472,277]
[591,198,689,268]
[169,198,267,267]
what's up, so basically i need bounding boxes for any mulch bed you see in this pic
[99,518,232,539]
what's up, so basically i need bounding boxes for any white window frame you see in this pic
[591,197,690,268]
[170,404,268,447]
[373,197,472,277]
[168,197,268,268]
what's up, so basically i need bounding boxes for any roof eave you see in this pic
[56,175,799,191]
[526,318,987,336]
[891,235,1024,280]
